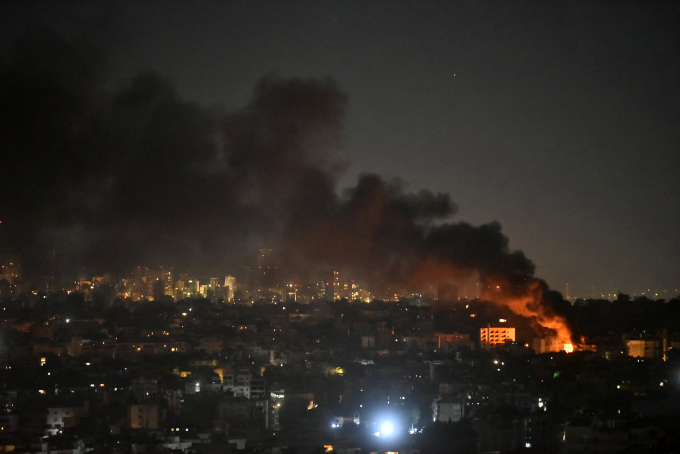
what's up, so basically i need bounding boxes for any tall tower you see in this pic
[160,267,173,297]
[224,275,236,301]
[333,271,340,300]
[257,248,275,289]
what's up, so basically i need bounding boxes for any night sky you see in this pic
[1,1,679,298]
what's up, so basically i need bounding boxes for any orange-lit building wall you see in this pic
[480,327,515,350]
[627,340,660,359]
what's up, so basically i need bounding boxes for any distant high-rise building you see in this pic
[244,266,253,293]
[333,271,340,300]
[184,279,199,298]
[285,282,298,301]
[160,267,173,297]
[129,266,174,301]
[258,248,272,267]
[314,267,335,301]
[224,275,236,301]
[131,266,149,300]
[256,248,276,289]
[316,281,328,300]
[152,279,165,302]
[173,280,185,299]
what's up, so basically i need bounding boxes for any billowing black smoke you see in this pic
[0,30,576,339]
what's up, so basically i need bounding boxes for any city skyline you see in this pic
[0,2,679,451]
[1,1,679,298]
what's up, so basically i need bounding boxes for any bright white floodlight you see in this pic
[380,421,394,436]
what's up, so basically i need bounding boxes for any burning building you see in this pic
[533,336,564,354]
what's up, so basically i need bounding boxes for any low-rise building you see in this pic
[46,405,87,435]
[533,336,564,354]
[432,399,464,422]
[480,326,515,350]
[129,404,161,429]
[627,339,660,359]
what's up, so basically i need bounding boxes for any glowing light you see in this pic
[564,344,574,353]
[379,420,394,437]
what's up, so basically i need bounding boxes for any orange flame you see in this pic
[482,280,573,348]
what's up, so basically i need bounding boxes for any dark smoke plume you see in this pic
[0,30,577,342]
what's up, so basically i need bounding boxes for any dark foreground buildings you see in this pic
[0,283,679,453]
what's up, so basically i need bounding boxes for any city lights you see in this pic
[0,3,675,451]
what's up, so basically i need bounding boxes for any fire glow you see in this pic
[482,280,575,352]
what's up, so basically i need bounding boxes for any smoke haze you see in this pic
[0,29,577,341]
